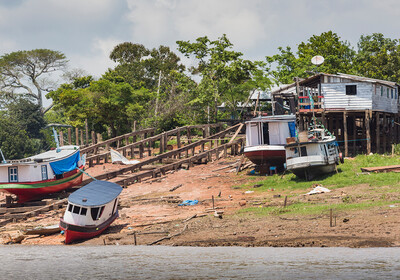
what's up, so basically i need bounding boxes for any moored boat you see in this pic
[0,145,84,203]
[244,115,296,168]
[285,126,342,180]
[59,180,122,244]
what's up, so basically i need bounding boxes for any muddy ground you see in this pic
[1,155,400,247]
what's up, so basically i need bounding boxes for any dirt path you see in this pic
[1,155,400,247]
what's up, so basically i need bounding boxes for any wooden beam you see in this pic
[376,112,380,154]
[366,110,371,155]
[343,111,348,157]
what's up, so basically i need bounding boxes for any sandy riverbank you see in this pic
[1,155,399,247]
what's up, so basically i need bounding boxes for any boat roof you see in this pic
[246,114,296,124]
[3,146,80,165]
[68,180,123,207]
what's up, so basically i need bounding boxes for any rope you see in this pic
[76,167,97,181]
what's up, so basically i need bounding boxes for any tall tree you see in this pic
[177,34,258,121]
[267,31,356,84]
[0,49,68,111]
[355,33,400,82]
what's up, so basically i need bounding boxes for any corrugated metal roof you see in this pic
[69,180,122,207]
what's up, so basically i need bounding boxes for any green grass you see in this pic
[235,154,400,216]
[238,154,400,193]
[238,200,400,216]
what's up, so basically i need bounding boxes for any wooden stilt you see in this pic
[343,111,348,157]
[376,112,380,154]
[366,110,371,155]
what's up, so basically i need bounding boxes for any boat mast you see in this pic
[0,148,6,163]
[52,127,61,153]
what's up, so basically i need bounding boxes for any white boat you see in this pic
[244,115,296,168]
[0,145,84,203]
[285,127,342,180]
[59,180,122,244]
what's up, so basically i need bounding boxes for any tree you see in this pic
[266,31,356,84]
[355,33,400,82]
[0,49,68,111]
[48,76,154,137]
[7,98,46,139]
[177,34,258,121]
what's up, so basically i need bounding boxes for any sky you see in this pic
[0,0,399,83]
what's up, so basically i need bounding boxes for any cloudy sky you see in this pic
[0,0,399,79]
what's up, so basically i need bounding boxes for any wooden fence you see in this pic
[86,123,225,166]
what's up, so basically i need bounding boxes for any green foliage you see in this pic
[7,98,46,139]
[48,76,154,137]
[177,34,267,122]
[0,112,40,160]
[355,33,400,82]
[266,31,356,84]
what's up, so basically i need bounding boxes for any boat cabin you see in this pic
[0,146,81,184]
[63,181,122,227]
[245,115,296,147]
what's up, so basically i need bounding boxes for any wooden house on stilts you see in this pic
[271,73,400,156]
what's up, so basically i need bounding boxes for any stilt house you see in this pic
[271,73,400,156]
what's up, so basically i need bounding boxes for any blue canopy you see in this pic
[288,122,296,137]
[49,151,80,175]
[69,181,123,207]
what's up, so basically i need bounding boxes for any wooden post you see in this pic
[85,119,89,146]
[283,196,288,207]
[80,130,84,146]
[366,110,371,155]
[330,209,333,227]
[75,127,79,145]
[187,128,191,144]
[133,231,137,245]
[376,112,380,154]
[212,195,215,209]
[383,113,387,153]
[177,130,181,148]
[343,111,348,157]
[91,131,96,145]
[159,134,164,154]
[59,131,64,146]
[352,116,356,156]
[68,128,72,145]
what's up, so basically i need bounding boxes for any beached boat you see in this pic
[244,115,296,168]
[59,180,122,244]
[0,145,84,203]
[285,127,342,180]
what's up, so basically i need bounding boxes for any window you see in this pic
[91,207,100,220]
[41,165,48,180]
[68,204,73,212]
[381,86,384,96]
[387,88,389,98]
[300,146,307,157]
[112,198,118,214]
[80,207,87,216]
[345,85,357,95]
[98,206,105,219]
[391,89,394,99]
[73,206,81,214]
[8,167,18,182]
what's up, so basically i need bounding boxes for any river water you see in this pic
[1,246,399,279]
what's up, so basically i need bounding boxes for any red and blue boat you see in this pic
[59,180,122,244]
[0,145,84,203]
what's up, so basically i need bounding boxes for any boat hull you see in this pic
[288,162,336,180]
[59,211,119,244]
[244,145,286,167]
[0,168,83,203]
